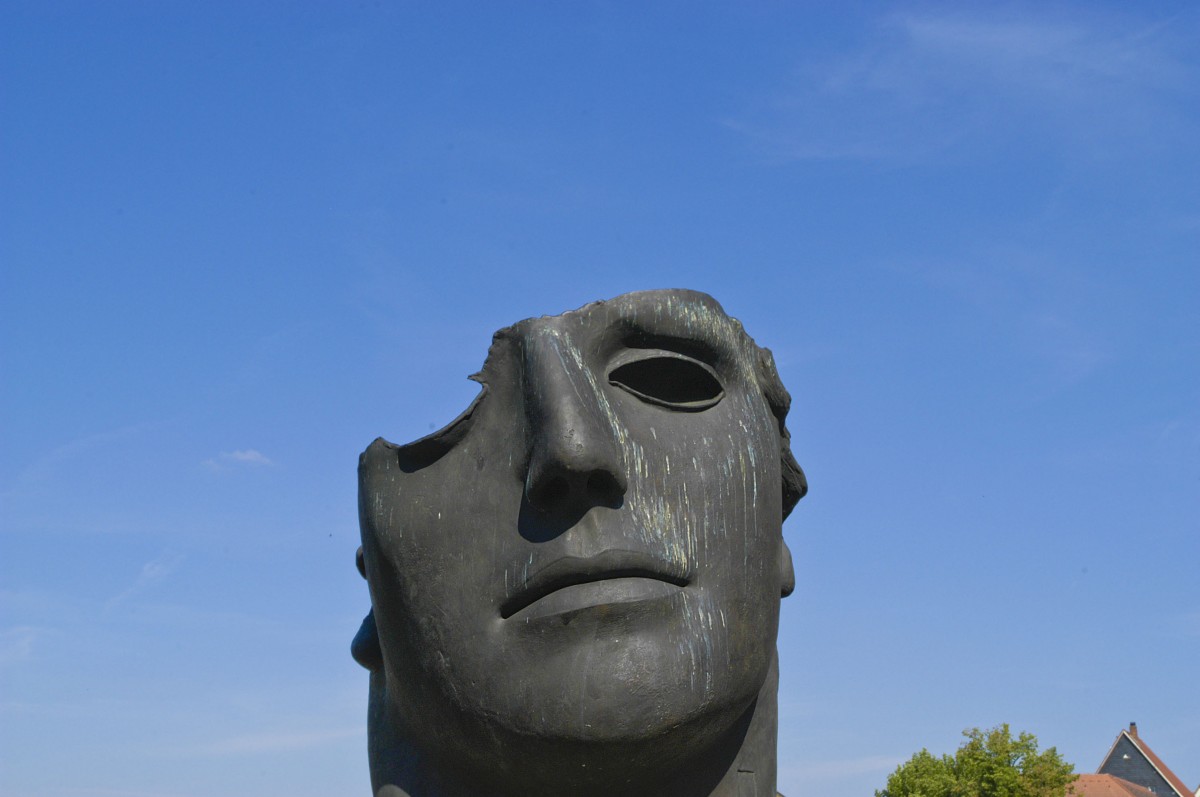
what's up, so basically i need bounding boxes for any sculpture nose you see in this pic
[522,331,628,514]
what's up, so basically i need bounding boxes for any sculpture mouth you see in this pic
[501,551,689,620]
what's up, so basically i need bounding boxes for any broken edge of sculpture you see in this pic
[352,289,805,797]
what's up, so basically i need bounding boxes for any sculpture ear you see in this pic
[352,547,384,671]
[779,539,795,598]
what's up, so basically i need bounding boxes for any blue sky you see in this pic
[2,3,1197,796]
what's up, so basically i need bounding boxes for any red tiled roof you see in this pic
[1070,774,1157,797]
[1123,730,1194,797]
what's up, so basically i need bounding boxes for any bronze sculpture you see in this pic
[352,289,805,796]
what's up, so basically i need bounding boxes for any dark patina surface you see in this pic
[352,289,805,797]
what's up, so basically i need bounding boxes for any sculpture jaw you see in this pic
[366,651,782,797]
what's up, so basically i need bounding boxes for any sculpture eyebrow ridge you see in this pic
[616,324,724,366]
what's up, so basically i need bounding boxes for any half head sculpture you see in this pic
[352,289,805,797]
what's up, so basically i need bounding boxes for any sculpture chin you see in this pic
[368,649,781,797]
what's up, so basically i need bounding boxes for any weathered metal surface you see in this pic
[353,289,805,797]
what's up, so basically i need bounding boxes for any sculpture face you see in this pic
[356,290,803,792]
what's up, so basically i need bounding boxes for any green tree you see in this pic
[876,724,1077,797]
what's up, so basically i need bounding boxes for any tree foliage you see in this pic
[876,724,1077,797]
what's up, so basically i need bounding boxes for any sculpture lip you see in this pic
[500,550,690,620]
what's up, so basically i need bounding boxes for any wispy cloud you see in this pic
[193,726,363,756]
[0,625,53,665]
[224,449,272,464]
[1,421,165,506]
[202,448,274,471]
[104,551,185,614]
[884,248,1112,392]
[729,7,1197,162]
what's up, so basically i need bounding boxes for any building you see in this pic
[1070,774,1155,797]
[1070,723,1194,797]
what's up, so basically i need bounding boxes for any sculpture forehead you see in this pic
[492,288,754,362]
[378,287,776,475]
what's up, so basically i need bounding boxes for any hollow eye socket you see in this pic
[608,352,724,412]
